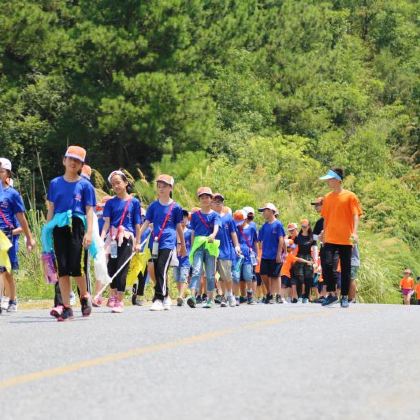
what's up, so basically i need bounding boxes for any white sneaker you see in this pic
[150,300,164,311]
[1,296,10,311]
[298,297,303,304]
[7,300,17,312]
[163,296,172,310]
[228,295,236,307]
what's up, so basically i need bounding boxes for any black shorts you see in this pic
[255,273,262,286]
[53,217,85,277]
[281,275,291,288]
[260,259,281,278]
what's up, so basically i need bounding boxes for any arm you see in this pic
[276,236,285,263]
[101,217,111,240]
[134,223,141,251]
[231,231,241,256]
[46,201,54,222]
[352,214,360,243]
[208,224,219,242]
[176,223,187,257]
[83,205,94,248]
[15,212,35,251]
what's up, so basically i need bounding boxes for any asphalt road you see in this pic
[1,302,419,420]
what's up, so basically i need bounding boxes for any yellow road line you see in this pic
[0,310,337,391]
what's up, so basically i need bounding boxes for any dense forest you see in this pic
[0,1,419,300]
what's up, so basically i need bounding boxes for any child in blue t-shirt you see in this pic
[101,170,141,313]
[139,174,186,311]
[46,146,96,321]
[257,203,286,304]
[187,187,221,309]
[0,159,35,313]
[174,209,192,306]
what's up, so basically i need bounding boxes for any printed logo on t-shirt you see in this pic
[74,193,82,202]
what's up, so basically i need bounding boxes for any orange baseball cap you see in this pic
[156,174,174,187]
[65,145,86,163]
[197,186,213,197]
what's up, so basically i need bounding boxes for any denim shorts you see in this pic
[232,262,253,283]
[174,265,190,283]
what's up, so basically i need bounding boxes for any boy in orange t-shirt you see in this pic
[319,168,362,308]
[400,268,415,305]
[415,277,420,306]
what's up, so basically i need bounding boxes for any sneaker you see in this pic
[340,296,349,308]
[163,296,172,310]
[187,296,196,308]
[92,296,103,307]
[275,295,284,304]
[239,296,247,304]
[248,297,257,305]
[69,291,76,306]
[150,300,164,311]
[196,295,203,304]
[112,300,124,313]
[292,298,298,304]
[315,297,325,304]
[1,296,9,311]
[298,297,303,304]
[57,306,74,322]
[266,294,274,304]
[107,295,116,308]
[220,296,228,307]
[134,296,145,306]
[177,297,184,307]
[322,294,339,307]
[228,295,236,307]
[50,305,63,318]
[302,298,309,304]
[202,294,207,302]
[80,294,92,317]
[7,300,17,312]
[235,297,240,306]
[214,294,223,304]
[202,298,213,309]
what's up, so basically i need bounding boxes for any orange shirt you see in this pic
[415,284,420,298]
[400,277,414,290]
[280,253,298,277]
[321,190,362,245]
[255,248,263,274]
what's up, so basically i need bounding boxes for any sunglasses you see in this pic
[301,225,309,229]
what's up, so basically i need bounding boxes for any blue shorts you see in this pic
[233,263,253,283]
[174,265,190,283]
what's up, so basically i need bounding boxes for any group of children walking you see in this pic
[0,146,417,319]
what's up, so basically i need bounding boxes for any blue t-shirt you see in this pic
[178,228,192,268]
[140,226,151,252]
[258,220,286,260]
[215,213,236,261]
[103,197,141,234]
[0,187,25,233]
[146,200,183,250]
[47,176,96,215]
[190,210,221,237]
[237,224,258,264]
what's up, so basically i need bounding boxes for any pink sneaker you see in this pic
[112,300,124,313]
[50,305,63,319]
[107,295,116,308]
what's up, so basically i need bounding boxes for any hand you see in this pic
[26,237,36,252]
[135,243,142,253]
[180,245,187,257]
[306,260,312,266]
[351,232,359,244]
[208,234,215,243]
[276,253,282,264]
[235,246,241,256]
[83,232,92,249]
[319,230,324,243]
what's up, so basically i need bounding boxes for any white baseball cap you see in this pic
[243,206,255,215]
[0,158,12,171]
[258,203,277,213]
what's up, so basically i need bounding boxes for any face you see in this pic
[301,223,309,231]
[63,157,83,174]
[181,215,189,227]
[211,198,224,212]
[314,203,322,214]
[327,178,341,190]
[157,181,171,197]
[0,168,8,184]
[262,209,274,220]
[403,271,411,277]
[288,228,297,238]
[199,194,212,207]
[111,174,128,195]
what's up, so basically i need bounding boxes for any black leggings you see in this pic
[135,270,147,296]
[295,254,314,299]
[153,248,173,302]
[108,238,133,292]
[324,243,352,296]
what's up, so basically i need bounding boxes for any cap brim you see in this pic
[258,208,267,212]
[319,175,334,180]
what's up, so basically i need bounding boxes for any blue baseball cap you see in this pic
[319,169,342,181]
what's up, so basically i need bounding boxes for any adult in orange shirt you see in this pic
[319,168,362,308]
[400,268,415,305]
